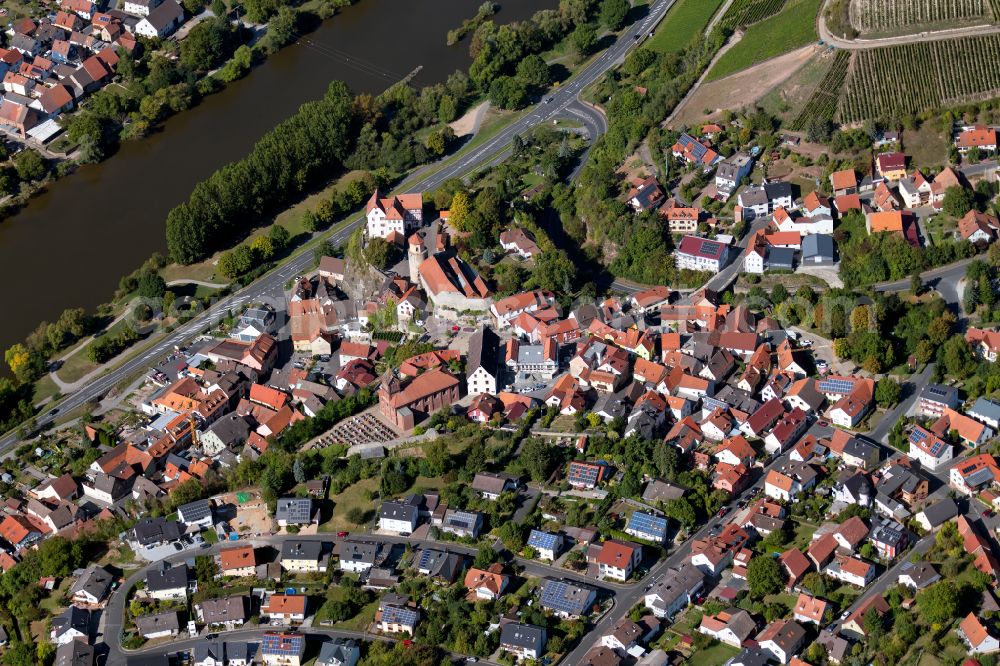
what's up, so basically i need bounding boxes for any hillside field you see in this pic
[646,0,725,53]
[705,0,821,81]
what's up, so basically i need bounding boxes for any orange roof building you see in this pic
[220,545,257,574]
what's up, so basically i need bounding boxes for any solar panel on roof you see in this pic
[699,240,720,257]
[910,428,928,443]
[528,530,559,550]
[819,378,855,394]
[627,512,668,538]
[541,580,572,612]
[262,634,303,655]
[381,605,419,625]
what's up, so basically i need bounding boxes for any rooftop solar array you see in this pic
[568,462,601,485]
[527,530,560,551]
[818,378,856,395]
[381,605,419,626]
[276,498,312,523]
[699,239,722,258]
[627,512,668,540]
[540,579,591,615]
[261,633,304,656]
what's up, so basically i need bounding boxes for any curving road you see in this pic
[2,0,679,454]
[817,2,1000,49]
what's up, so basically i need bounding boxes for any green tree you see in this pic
[941,334,977,379]
[437,95,458,124]
[488,76,528,110]
[941,185,975,218]
[264,6,298,52]
[516,54,551,89]
[569,23,597,56]
[599,0,629,30]
[449,191,472,231]
[518,438,555,482]
[662,497,697,530]
[5,343,42,383]
[916,581,959,625]
[179,17,237,72]
[13,149,46,181]
[874,377,901,407]
[746,555,785,598]
[268,224,290,251]
[363,238,393,270]
[65,112,108,163]
[136,272,167,300]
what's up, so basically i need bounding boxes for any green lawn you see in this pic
[320,477,379,532]
[706,0,821,81]
[647,0,726,53]
[688,642,740,666]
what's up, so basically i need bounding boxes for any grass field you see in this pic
[647,0,726,53]
[706,0,821,80]
[756,51,832,123]
[320,477,379,532]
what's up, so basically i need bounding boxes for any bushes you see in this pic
[87,325,140,363]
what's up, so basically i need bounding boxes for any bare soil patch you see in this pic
[673,45,820,126]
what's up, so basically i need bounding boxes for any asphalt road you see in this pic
[817,6,1000,49]
[873,257,972,311]
[7,0,677,454]
[106,531,623,661]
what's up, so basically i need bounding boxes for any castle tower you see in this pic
[407,233,427,285]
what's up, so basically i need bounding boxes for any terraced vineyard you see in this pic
[790,50,850,130]
[849,0,997,34]
[718,0,787,28]
[838,33,1000,123]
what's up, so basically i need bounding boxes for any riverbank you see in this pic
[0,0,555,361]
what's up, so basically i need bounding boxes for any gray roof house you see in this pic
[766,247,796,271]
[970,397,1000,429]
[467,326,500,396]
[71,564,114,606]
[201,413,253,456]
[281,540,330,571]
[177,498,213,528]
[500,622,547,660]
[440,508,484,538]
[145,562,192,598]
[337,540,385,573]
[317,638,361,666]
[802,234,835,265]
[135,611,181,638]
[379,500,419,533]
[131,516,182,547]
[916,498,960,531]
[897,561,940,590]
[416,548,463,583]
[50,605,90,644]
[471,472,517,500]
[55,640,95,666]
[642,479,687,503]
[275,498,315,526]
[197,595,249,627]
[540,578,599,618]
[643,564,704,619]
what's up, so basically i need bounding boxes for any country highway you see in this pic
[2,0,677,455]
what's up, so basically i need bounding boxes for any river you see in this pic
[0,0,551,356]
